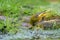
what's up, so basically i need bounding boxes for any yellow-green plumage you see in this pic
[30,10,47,26]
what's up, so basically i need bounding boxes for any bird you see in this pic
[30,10,50,26]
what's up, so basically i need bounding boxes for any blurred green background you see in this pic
[0,0,60,34]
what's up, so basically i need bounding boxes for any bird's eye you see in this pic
[35,15,38,18]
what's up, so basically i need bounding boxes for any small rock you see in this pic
[22,16,31,23]
[0,16,6,20]
[22,22,32,28]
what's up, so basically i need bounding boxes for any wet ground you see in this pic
[0,27,60,40]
